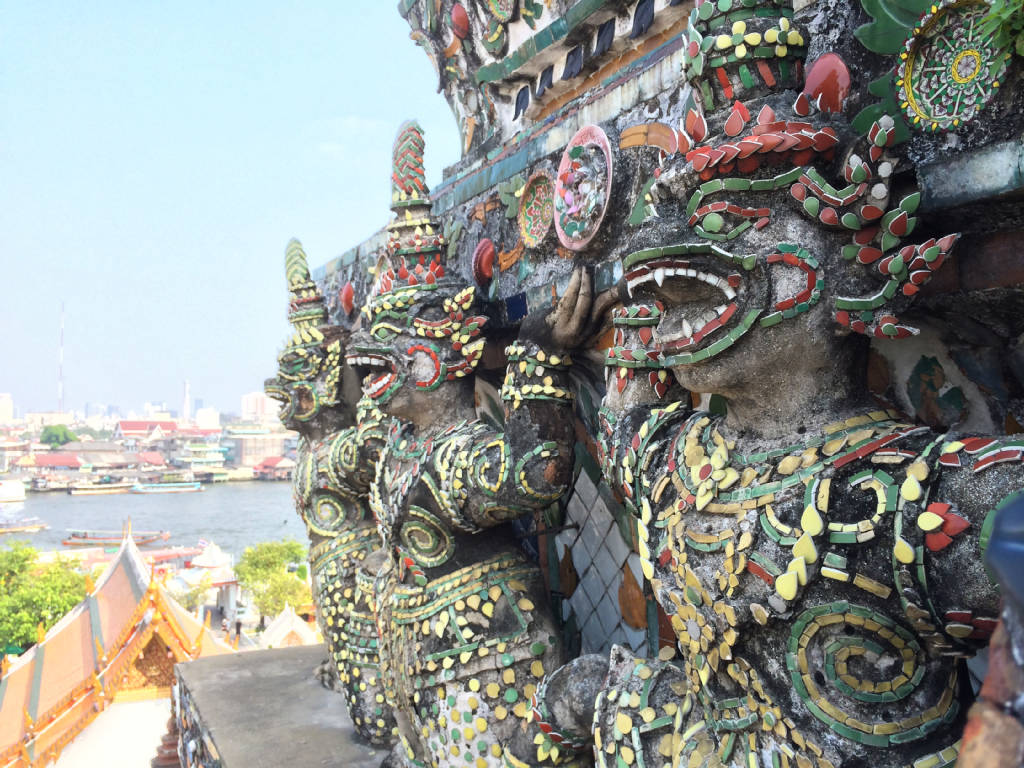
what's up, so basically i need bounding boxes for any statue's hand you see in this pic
[520,267,617,351]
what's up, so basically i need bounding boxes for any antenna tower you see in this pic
[58,302,65,414]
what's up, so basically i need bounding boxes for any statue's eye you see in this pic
[280,354,307,374]
[371,323,403,342]
[278,348,323,379]
[690,202,770,242]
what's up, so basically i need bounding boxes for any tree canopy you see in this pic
[0,541,87,652]
[234,539,308,625]
[168,572,213,612]
[39,424,78,447]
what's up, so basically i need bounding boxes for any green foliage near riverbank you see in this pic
[235,539,309,627]
[39,424,77,447]
[0,542,87,652]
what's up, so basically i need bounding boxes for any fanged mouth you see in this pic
[264,382,288,404]
[625,258,743,353]
[346,353,398,400]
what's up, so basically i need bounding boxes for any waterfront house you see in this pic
[221,427,291,468]
[15,453,81,471]
[253,455,294,481]
[112,420,178,449]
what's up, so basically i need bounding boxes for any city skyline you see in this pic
[0,3,461,414]
[0,387,278,424]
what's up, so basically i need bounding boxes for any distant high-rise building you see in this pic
[240,392,280,424]
[143,401,171,420]
[85,402,108,419]
[0,394,13,425]
[194,407,221,430]
[182,379,192,424]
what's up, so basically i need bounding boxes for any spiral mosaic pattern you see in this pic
[788,601,959,746]
[399,506,455,567]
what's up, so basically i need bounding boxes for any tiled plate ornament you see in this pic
[517,171,555,248]
[555,125,614,252]
[895,0,1011,131]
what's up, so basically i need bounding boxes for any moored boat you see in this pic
[67,481,135,496]
[131,481,202,494]
[0,517,49,535]
[62,528,171,547]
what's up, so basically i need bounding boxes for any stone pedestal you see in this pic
[174,645,388,768]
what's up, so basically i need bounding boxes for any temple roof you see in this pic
[0,535,233,768]
[259,604,321,649]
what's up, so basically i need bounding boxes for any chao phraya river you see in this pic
[4,481,301,558]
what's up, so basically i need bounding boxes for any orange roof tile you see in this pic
[0,535,234,767]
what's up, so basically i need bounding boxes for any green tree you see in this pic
[252,571,310,627]
[39,424,78,447]
[168,572,213,612]
[234,539,307,628]
[0,542,87,651]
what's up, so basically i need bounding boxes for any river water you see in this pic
[0,481,302,560]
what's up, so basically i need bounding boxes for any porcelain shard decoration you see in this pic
[895,0,1011,131]
[266,0,1024,764]
[321,122,593,768]
[555,126,613,252]
[518,171,554,248]
[265,242,396,747]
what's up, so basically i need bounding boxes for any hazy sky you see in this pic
[0,2,461,416]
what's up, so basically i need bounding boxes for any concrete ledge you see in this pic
[175,645,389,768]
[918,139,1024,211]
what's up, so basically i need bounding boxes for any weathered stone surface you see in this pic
[266,0,1024,765]
[175,646,390,768]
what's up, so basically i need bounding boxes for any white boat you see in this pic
[131,481,203,494]
[67,481,135,496]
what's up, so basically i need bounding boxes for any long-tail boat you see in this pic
[62,529,171,547]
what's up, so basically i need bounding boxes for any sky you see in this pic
[0,2,461,417]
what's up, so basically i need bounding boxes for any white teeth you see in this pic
[714,304,727,314]
[681,319,693,337]
[625,263,741,313]
[347,354,389,368]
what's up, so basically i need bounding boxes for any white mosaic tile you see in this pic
[573,468,599,508]
[603,567,623,599]
[570,536,593,576]
[566,493,588,528]
[605,524,632,570]
[579,566,607,611]
[555,529,577,562]
[627,553,645,586]
[596,591,620,635]
[581,610,605,655]
[608,625,629,650]
[589,497,615,540]
[577,507,611,561]
[569,579,593,620]
[621,622,649,654]
[591,543,618,589]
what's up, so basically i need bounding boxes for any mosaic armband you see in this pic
[500,341,574,409]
